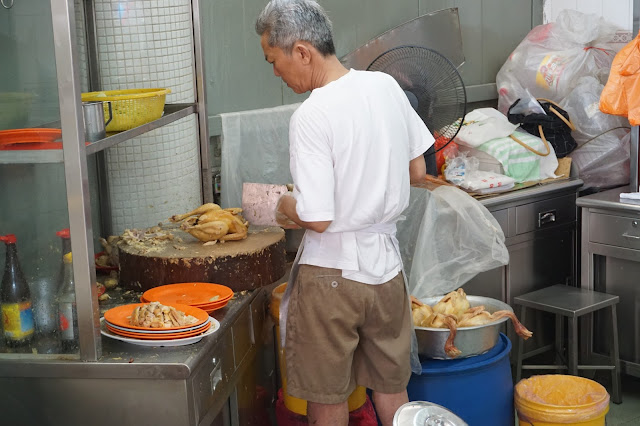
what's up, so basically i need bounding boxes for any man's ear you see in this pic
[294,42,312,65]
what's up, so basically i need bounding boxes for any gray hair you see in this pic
[255,0,336,56]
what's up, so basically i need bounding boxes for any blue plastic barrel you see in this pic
[407,333,514,426]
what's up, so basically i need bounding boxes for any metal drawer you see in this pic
[515,194,576,235]
[491,209,509,236]
[231,307,253,367]
[590,213,640,250]
[192,331,234,423]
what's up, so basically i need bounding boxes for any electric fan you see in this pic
[367,46,467,173]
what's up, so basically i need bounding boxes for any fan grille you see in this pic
[367,46,466,143]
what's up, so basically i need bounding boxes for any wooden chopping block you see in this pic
[118,225,286,292]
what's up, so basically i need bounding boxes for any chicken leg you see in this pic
[489,310,533,339]
[170,203,221,223]
[429,313,462,358]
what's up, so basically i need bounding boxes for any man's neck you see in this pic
[311,56,349,90]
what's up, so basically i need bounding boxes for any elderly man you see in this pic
[255,1,434,425]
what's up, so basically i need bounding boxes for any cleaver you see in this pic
[241,183,292,226]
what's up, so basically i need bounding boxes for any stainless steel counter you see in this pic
[0,288,270,426]
[578,185,640,378]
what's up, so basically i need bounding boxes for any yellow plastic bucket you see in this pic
[515,375,610,426]
[271,283,367,416]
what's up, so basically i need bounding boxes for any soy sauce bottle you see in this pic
[0,234,35,347]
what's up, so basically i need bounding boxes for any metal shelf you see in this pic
[0,103,196,164]
[85,103,197,155]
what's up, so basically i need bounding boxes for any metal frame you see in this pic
[51,0,101,361]
[43,0,212,361]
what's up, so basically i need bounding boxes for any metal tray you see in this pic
[415,295,512,359]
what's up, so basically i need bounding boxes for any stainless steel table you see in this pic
[577,185,640,378]
[0,288,270,426]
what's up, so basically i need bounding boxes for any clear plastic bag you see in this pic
[402,186,509,299]
[496,10,621,114]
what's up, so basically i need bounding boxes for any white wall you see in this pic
[543,0,633,33]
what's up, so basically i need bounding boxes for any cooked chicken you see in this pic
[457,309,533,339]
[427,313,462,358]
[130,301,198,328]
[411,289,533,359]
[411,296,434,327]
[170,203,249,243]
[432,288,470,320]
[169,203,221,223]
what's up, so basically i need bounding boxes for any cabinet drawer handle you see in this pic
[210,358,223,394]
[622,232,640,240]
[538,210,556,227]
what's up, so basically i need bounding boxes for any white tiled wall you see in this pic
[106,115,201,233]
[93,0,195,103]
[543,0,634,37]
[92,0,201,233]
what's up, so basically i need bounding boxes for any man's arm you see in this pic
[277,194,332,233]
[409,155,427,184]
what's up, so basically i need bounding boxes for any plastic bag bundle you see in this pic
[407,186,509,299]
[600,32,640,125]
[570,131,630,190]
[496,10,621,114]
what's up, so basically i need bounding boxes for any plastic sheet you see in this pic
[515,375,610,424]
[400,186,509,299]
[220,103,301,208]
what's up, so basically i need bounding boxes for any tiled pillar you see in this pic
[92,0,201,233]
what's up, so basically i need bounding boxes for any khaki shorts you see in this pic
[284,264,412,404]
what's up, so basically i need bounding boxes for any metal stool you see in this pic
[513,284,621,404]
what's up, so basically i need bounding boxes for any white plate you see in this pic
[103,316,212,334]
[100,317,220,347]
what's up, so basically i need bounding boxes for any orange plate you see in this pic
[106,322,211,340]
[103,303,209,331]
[197,299,231,310]
[143,283,234,307]
[0,128,62,145]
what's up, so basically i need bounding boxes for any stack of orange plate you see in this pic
[101,303,218,346]
[141,283,234,313]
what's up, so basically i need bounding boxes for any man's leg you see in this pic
[307,400,349,426]
[373,389,408,426]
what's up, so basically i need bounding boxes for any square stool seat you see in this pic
[514,285,619,317]
[513,285,621,404]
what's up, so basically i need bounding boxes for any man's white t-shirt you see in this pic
[289,69,435,284]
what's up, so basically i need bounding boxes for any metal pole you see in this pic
[192,0,214,203]
[51,0,101,361]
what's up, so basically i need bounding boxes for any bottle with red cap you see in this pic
[0,234,35,347]
[57,252,78,351]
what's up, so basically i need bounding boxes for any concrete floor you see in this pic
[603,375,640,425]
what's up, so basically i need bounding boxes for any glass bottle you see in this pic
[0,234,35,347]
[55,229,71,293]
[57,252,78,352]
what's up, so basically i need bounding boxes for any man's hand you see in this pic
[275,194,302,229]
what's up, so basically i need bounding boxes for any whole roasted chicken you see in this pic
[411,288,532,358]
[170,203,249,243]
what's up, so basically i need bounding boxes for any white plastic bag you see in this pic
[560,76,630,189]
[496,10,621,113]
[455,108,519,148]
[407,186,509,299]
